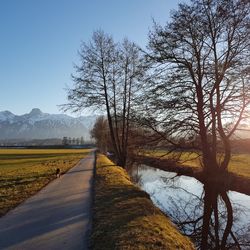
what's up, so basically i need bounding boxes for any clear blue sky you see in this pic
[0,0,183,116]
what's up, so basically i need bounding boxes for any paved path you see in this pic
[0,151,95,250]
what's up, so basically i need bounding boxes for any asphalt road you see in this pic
[0,152,95,250]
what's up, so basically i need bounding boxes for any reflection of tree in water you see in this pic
[157,176,250,249]
[129,164,148,187]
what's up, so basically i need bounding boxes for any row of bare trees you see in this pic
[65,0,250,174]
[62,136,84,145]
[65,1,249,248]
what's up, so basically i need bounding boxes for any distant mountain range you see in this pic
[0,108,97,141]
[0,108,249,144]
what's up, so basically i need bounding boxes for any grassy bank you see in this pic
[0,148,91,216]
[143,150,250,179]
[91,154,194,250]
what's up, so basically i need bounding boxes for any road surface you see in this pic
[0,152,95,250]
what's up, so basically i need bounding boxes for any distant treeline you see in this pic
[0,144,95,149]
[0,137,94,147]
[0,138,62,146]
[62,136,84,145]
[231,139,250,154]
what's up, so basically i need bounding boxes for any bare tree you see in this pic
[143,0,250,175]
[91,116,109,153]
[65,31,147,167]
[62,136,68,145]
[140,1,250,248]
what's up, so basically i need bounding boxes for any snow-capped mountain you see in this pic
[0,108,97,140]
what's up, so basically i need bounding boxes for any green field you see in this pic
[0,148,91,216]
[143,150,250,179]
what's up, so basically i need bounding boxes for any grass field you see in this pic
[91,154,194,250]
[0,148,91,216]
[143,150,250,179]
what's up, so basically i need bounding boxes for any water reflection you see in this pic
[131,165,250,249]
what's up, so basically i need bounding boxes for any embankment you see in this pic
[90,154,194,250]
[135,156,250,196]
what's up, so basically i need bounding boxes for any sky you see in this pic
[0,0,183,116]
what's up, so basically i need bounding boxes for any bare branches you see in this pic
[143,0,250,173]
[65,30,149,167]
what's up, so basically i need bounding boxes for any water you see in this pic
[131,165,250,249]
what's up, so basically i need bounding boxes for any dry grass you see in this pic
[0,148,91,216]
[229,154,250,179]
[143,150,250,179]
[91,154,194,250]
